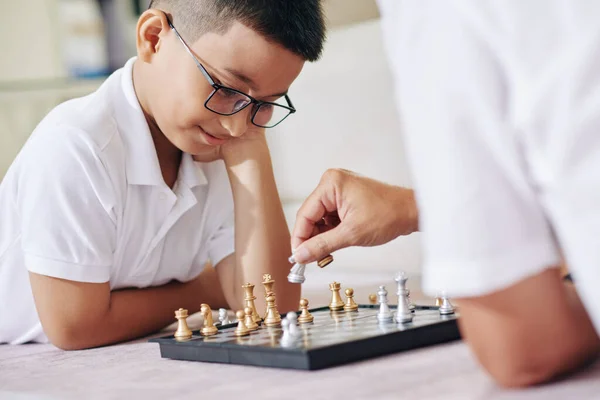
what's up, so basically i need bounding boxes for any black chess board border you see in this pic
[149,305,461,370]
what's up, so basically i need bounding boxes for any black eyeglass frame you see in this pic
[167,18,296,128]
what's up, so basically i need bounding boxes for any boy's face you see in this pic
[138,12,305,161]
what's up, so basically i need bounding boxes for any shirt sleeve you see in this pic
[16,125,116,283]
[205,161,235,267]
[391,3,561,297]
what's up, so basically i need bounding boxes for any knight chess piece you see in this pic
[297,298,314,323]
[244,307,259,331]
[218,308,230,326]
[234,310,250,336]
[395,272,413,324]
[343,288,359,311]
[329,282,344,311]
[200,304,218,336]
[376,286,393,322]
[263,294,282,326]
[242,283,261,324]
[439,296,455,315]
[174,308,192,340]
[287,262,306,284]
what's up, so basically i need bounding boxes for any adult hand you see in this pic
[291,169,419,264]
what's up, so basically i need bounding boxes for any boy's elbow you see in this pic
[45,321,100,351]
[481,351,556,388]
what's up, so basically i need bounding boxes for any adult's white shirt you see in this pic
[0,57,235,344]
[378,0,600,334]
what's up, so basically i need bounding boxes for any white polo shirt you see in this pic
[0,57,235,344]
[379,1,600,334]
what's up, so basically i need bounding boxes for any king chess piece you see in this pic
[395,272,413,324]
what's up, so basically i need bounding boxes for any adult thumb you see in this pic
[292,226,349,264]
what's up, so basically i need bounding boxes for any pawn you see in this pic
[244,307,259,331]
[234,310,250,336]
[344,288,359,311]
[286,311,301,338]
[280,318,294,347]
[263,295,282,327]
[200,303,218,336]
[439,296,455,315]
[297,298,314,324]
[174,308,192,340]
[368,294,377,305]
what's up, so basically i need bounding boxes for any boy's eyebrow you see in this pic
[224,67,288,98]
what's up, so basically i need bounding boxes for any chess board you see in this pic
[149,305,460,370]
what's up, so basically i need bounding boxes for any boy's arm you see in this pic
[29,264,228,350]
[456,267,600,387]
[216,132,300,313]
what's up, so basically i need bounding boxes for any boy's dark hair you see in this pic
[148,0,326,61]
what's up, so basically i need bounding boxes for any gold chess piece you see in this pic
[344,288,359,311]
[317,254,334,268]
[262,274,275,296]
[435,297,443,307]
[234,310,250,336]
[200,304,218,336]
[368,294,377,305]
[242,283,261,324]
[297,298,314,324]
[174,308,192,340]
[244,307,259,331]
[263,294,282,326]
[329,281,344,311]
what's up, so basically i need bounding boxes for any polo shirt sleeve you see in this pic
[206,163,235,267]
[392,4,561,298]
[16,125,116,283]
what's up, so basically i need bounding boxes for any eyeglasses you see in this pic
[168,19,296,128]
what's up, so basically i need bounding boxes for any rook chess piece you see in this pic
[263,294,282,326]
[343,288,359,311]
[200,304,218,336]
[242,283,261,324]
[395,272,413,324]
[287,263,306,284]
[174,308,192,340]
[297,298,314,323]
[234,310,250,336]
[244,307,259,331]
[376,286,393,322]
[328,282,344,311]
[439,296,455,315]
[218,308,230,326]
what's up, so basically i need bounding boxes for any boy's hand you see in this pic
[191,126,267,164]
[291,169,419,264]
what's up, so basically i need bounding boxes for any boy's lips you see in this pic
[198,126,228,146]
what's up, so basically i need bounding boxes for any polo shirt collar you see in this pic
[115,57,208,189]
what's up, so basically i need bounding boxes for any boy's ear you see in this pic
[136,9,171,62]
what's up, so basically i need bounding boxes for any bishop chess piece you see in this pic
[439,295,455,315]
[200,304,218,336]
[395,272,413,324]
[263,294,282,326]
[244,307,259,331]
[234,310,250,336]
[218,308,230,326]
[328,281,344,311]
[376,286,393,322]
[343,288,359,311]
[174,308,192,340]
[287,263,306,284]
[297,298,314,323]
[242,283,261,324]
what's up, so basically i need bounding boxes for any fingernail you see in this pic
[294,247,312,264]
[288,254,296,264]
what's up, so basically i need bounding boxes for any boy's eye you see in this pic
[219,88,240,98]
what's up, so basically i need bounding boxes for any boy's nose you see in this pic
[221,108,251,138]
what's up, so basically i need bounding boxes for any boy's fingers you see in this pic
[292,226,349,264]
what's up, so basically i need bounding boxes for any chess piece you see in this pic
[439,296,455,315]
[244,307,259,331]
[200,304,218,336]
[287,263,306,284]
[280,318,294,347]
[263,294,282,326]
[368,294,377,305]
[262,274,275,296]
[343,288,359,311]
[286,311,301,338]
[328,281,344,311]
[376,286,393,322]
[218,308,230,326]
[174,308,192,340]
[242,283,261,323]
[297,298,314,323]
[395,272,413,324]
[317,254,334,268]
[234,310,250,336]
[435,297,443,307]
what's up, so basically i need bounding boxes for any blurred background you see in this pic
[0,0,421,284]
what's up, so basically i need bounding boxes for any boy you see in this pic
[0,0,326,349]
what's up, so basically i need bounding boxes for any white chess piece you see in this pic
[287,263,306,284]
[286,311,301,338]
[376,285,393,322]
[218,308,229,325]
[395,272,413,324]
